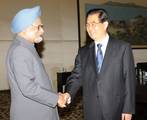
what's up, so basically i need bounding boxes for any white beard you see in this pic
[35,36,43,43]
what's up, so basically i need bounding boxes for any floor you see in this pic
[0,90,147,120]
[0,90,83,120]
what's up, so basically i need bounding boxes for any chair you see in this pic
[136,62,147,85]
[57,72,71,92]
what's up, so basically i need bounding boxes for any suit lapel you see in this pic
[88,38,115,76]
[88,42,98,76]
[100,38,114,74]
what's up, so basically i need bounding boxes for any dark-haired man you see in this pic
[64,8,136,120]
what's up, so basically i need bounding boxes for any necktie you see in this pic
[96,44,103,73]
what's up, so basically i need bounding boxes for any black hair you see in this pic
[86,8,109,23]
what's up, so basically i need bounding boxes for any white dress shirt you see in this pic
[94,34,109,58]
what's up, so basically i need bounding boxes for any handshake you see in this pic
[57,92,71,108]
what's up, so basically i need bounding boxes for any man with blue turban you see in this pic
[6,6,66,120]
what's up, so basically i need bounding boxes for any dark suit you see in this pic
[66,37,136,120]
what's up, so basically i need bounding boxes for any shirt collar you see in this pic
[94,34,109,47]
[94,34,109,57]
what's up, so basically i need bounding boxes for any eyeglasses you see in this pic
[32,24,44,31]
[86,22,101,27]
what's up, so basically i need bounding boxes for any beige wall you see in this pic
[0,0,147,90]
[0,41,11,90]
[0,40,78,90]
[0,0,78,90]
[0,0,78,40]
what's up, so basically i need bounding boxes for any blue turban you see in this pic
[11,6,41,33]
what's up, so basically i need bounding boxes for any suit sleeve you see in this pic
[122,44,136,114]
[12,47,58,108]
[66,51,82,101]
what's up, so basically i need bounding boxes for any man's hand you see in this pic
[122,113,132,120]
[57,92,66,108]
[63,92,71,105]
[57,92,71,108]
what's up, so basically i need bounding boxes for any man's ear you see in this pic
[18,28,28,38]
[104,21,108,30]
[18,31,25,37]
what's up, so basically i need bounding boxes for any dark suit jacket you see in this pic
[66,37,136,120]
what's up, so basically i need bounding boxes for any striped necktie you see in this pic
[96,44,103,73]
